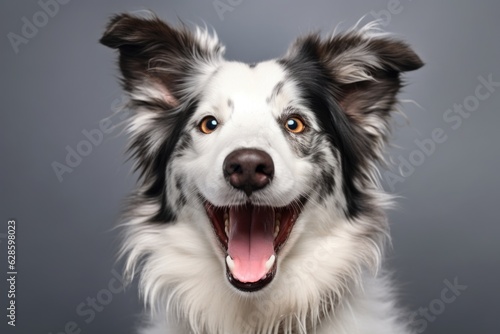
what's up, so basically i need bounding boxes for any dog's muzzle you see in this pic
[203,148,305,292]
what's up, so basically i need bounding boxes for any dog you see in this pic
[100,12,423,334]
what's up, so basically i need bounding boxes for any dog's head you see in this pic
[101,12,422,330]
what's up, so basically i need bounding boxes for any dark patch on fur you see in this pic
[276,107,317,157]
[280,128,314,158]
[277,107,337,200]
[310,150,336,200]
[279,42,371,217]
[175,176,183,191]
[133,98,171,111]
[175,176,187,207]
[173,132,193,158]
[176,193,187,208]
[273,81,284,96]
[266,81,285,104]
[319,166,336,199]
[100,14,224,223]
[124,99,199,223]
[248,63,257,68]
[280,32,422,217]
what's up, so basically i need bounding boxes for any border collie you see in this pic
[100,13,423,334]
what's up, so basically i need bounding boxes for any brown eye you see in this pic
[199,116,219,134]
[284,117,305,134]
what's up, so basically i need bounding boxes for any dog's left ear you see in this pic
[284,27,423,142]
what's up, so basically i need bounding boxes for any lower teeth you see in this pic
[265,254,276,272]
[226,255,235,270]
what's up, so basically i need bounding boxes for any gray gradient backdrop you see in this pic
[1,1,499,333]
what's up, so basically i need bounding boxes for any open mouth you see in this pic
[204,199,305,292]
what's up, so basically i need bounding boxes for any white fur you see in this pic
[184,61,315,208]
[111,21,418,334]
[119,60,411,334]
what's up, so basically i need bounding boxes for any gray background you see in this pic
[1,0,499,333]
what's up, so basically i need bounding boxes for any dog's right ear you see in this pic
[100,14,225,223]
[100,13,224,108]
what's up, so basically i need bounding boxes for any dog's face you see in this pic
[101,13,422,329]
[176,61,325,289]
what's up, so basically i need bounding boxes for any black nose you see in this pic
[223,149,274,196]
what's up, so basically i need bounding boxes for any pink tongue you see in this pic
[227,205,275,283]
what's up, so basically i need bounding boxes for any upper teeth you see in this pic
[274,211,280,238]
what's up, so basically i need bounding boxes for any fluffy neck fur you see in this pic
[119,187,394,334]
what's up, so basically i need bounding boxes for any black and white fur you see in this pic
[100,13,423,334]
